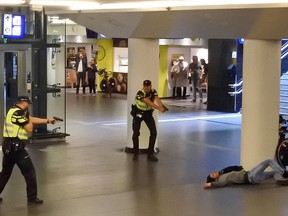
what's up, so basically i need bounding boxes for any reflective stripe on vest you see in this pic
[135,89,154,111]
[3,107,29,140]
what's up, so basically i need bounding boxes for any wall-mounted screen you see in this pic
[3,14,25,39]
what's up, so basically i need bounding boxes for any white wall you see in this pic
[190,48,208,63]
[167,47,191,97]
[166,47,208,97]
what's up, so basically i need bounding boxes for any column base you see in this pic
[124,147,160,154]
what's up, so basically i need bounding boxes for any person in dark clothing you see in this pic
[0,96,56,205]
[86,60,98,95]
[200,59,208,104]
[131,80,166,162]
[204,159,288,189]
[170,58,178,98]
[189,55,203,102]
[75,52,87,95]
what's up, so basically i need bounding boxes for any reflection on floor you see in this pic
[1,92,286,216]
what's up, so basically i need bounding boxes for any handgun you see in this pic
[163,105,169,112]
[53,116,64,122]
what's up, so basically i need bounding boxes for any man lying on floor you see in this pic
[204,159,288,189]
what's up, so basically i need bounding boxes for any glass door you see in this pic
[46,22,67,139]
[0,44,32,142]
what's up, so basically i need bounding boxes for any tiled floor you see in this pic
[1,92,287,216]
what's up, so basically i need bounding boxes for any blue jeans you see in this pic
[248,159,285,184]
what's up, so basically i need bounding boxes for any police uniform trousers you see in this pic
[132,110,157,154]
[0,144,37,201]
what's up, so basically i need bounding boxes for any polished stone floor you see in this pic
[0,92,287,216]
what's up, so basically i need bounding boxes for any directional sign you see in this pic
[3,14,25,39]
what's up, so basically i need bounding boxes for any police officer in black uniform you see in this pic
[0,96,56,206]
[131,80,166,162]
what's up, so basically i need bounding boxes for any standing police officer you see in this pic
[0,96,56,206]
[131,80,166,162]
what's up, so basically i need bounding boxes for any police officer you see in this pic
[132,80,166,162]
[0,96,56,206]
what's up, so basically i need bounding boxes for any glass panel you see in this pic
[46,19,67,136]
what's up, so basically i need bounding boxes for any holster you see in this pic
[130,104,138,117]
[2,138,26,155]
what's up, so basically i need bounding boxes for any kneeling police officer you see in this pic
[0,96,56,206]
[131,80,166,162]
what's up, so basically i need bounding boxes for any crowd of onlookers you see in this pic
[170,55,208,104]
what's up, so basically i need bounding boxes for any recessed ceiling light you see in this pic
[30,0,99,7]
[0,0,25,5]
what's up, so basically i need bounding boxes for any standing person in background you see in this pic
[170,59,178,98]
[75,52,87,95]
[86,59,98,96]
[0,96,56,206]
[200,59,208,105]
[175,56,189,99]
[189,55,203,103]
[131,80,166,162]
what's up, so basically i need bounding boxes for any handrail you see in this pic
[229,79,243,87]
[228,88,243,96]
[281,41,288,59]
[282,50,288,59]
[281,41,288,51]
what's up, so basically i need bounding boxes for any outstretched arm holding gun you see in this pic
[29,116,63,125]
[53,116,64,122]
[154,97,169,112]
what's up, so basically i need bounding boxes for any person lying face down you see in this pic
[204,159,288,189]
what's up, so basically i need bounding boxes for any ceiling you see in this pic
[57,8,288,39]
[3,1,288,39]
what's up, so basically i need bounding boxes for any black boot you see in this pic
[283,170,288,178]
[132,154,139,161]
[147,154,158,162]
[27,198,43,206]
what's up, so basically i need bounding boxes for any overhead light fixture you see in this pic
[30,0,99,7]
[69,0,288,11]
[50,18,76,25]
[0,0,25,5]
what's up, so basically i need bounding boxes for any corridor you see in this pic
[0,92,286,216]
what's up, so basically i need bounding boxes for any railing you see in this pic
[228,78,243,96]
[280,71,288,114]
[281,41,288,59]
[228,41,288,97]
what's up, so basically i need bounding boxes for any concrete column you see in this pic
[126,38,159,152]
[241,39,281,169]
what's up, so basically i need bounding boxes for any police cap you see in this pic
[17,96,32,104]
[143,80,152,86]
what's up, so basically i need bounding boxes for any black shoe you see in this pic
[0,197,2,203]
[132,154,139,161]
[276,178,288,186]
[27,198,43,206]
[283,170,288,178]
[192,99,196,103]
[147,154,158,162]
